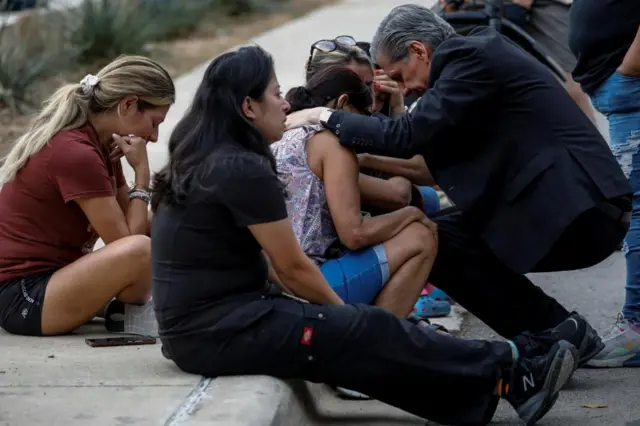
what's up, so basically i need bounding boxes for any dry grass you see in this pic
[0,0,333,159]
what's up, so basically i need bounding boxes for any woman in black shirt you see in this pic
[150,45,577,426]
[568,0,640,368]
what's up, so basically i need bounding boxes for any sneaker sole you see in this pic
[578,339,605,367]
[516,341,578,426]
[585,352,640,368]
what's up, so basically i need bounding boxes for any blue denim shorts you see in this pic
[417,186,441,215]
[319,244,390,304]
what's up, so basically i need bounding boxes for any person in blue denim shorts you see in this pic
[569,0,640,367]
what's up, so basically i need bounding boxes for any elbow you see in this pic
[340,228,368,251]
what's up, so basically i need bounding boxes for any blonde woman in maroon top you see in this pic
[0,55,175,336]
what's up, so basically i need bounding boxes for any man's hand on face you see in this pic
[373,70,405,116]
[284,107,326,131]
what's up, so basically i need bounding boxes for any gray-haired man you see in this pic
[287,4,631,368]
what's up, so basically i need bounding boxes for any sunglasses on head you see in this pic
[308,35,357,58]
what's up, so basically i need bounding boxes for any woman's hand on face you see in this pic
[373,70,404,116]
[111,134,149,172]
[284,107,325,130]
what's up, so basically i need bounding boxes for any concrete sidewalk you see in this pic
[2,1,462,425]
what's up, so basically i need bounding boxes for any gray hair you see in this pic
[371,4,456,63]
[305,44,373,81]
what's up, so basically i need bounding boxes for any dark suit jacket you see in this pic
[324,27,631,274]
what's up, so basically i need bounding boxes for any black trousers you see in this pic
[429,205,629,338]
[166,296,513,425]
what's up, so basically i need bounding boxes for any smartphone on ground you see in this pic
[85,335,156,347]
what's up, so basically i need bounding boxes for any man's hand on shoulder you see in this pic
[285,107,329,131]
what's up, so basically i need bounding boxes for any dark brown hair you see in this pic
[286,66,372,114]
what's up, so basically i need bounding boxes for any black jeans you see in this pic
[430,204,629,338]
[165,296,513,425]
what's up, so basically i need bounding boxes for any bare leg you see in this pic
[40,235,151,336]
[375,222,438,317]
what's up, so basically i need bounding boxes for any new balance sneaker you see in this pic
[586,314,640,368]
[104,299,158,337]
[512,312,603,367]
[503,340,578,426]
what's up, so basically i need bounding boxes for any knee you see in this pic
[114,236,151,297]
[388,176,413,206]
[405,222,438,258]
[117,235,151,263]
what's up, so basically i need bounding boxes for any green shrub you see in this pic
[212,0,284,16]
[146,0,215,41]
[0,17,66,113]
[66,0,160,63]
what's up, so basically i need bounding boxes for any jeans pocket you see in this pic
[299,303,330,364]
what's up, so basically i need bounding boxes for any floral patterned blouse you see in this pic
[270,125,338,265]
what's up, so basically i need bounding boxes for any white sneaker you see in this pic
[586,314,640,368]
[104,299,158,338]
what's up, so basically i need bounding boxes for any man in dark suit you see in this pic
[285,4,632,366]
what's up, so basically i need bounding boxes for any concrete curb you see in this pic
[162,307,467,426]
[173,377,310,426]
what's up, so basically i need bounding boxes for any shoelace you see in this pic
[601,313,627,340]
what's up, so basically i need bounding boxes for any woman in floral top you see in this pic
[271,66,441,321]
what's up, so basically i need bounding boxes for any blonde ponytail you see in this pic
[0,84,88,185]
[0,55,175,186]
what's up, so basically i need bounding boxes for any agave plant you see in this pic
[66,0,160,63]
[0,15,64,114]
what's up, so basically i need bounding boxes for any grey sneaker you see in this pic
[104,299,158,337]
[586,314,640,368]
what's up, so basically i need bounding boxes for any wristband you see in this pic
[129,189,151,204]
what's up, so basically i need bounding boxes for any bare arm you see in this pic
[76,166,150,244]
[308,131,424,251]
[359,153,435,186]
[619,25,640,76]
[250,220,343,305]
[116,185,154,236]
[263,251,294,295]
[359,174,412,211]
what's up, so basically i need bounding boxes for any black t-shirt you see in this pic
[569,0,640,94]
[151,145,288,339]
